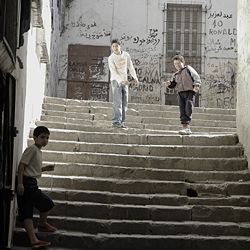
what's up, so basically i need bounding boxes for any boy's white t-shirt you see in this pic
[20,144,42,178]
[108,51,138,84]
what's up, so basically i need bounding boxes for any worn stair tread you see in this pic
[43,97,237,114]
[41,173,250,185]
[39,114,236,129]
[14,227,250,240]
[38,120,236,134]
[40,114,236,127]
[42,109,236,121]
[43,149,246,160]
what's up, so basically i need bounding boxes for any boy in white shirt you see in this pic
[108,39,138,128]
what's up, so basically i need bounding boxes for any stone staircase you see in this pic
[13,96,250,250]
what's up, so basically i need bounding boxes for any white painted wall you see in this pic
[14,0,52,156]
[237,0,250,159]
[54,0,237,108]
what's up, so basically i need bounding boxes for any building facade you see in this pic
[52,0,237,109]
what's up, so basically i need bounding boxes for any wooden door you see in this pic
[67,45,110,101]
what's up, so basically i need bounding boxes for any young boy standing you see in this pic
[108,39,138,128]
[17,126,56,249]
[166,55,201,135]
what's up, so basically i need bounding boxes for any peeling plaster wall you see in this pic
[55,0,237,107]
[237,0,250,159]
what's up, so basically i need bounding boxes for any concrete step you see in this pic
[43,96,237,115]
[42,188,250,207]
[42,108,236,122]
[39,128,239,146]
[42,151,248,171]
[49,162,250,181]
[29,216,250,236]
[42,162,250,182]
[13,229,250,250]
[42,104,236,128]
[37,119,237,134]
[39,175,250,196]
[38,139,244,158]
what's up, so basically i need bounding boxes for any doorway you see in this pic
[0,72,17,249]
[67,44,110,101]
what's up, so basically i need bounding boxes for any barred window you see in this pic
[164,4,203,74]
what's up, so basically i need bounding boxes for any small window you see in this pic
[164,4,203,74]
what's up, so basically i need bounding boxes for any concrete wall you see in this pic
[237,0,250,159]
[54,0,237,108]
[202,0,237,109]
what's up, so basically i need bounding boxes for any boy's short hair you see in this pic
[111,39,120,45]
[33,126,50,137]
[172,55,185,64]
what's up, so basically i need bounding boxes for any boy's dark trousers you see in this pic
[177,90,195,124]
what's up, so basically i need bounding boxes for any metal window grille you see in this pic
[163,4,203,75]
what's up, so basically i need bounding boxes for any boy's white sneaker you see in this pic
[179,128,192,135]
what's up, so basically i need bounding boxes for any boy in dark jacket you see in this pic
[166,55,201,135]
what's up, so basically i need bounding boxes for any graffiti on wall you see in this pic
[63,9,111,39]
[121,29,160,47]
[206,10,237,55]
[203,59,237,108]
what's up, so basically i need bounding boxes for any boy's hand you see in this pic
[43,164,55,172]
[133,80,139,87]
[193,85,200,93]
[165,81,171,87]
[17,184,24,196]
[121,80,129,85]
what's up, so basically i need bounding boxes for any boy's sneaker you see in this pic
[112,122,121,128]
[121,123,127,128]
[31,240,51,249]
[179,128,192,135]
[38,222,57,232]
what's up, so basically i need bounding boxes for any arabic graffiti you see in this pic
[120,29,160,47]
[208,11,233,19]
[206,9,237,55]
[63,15,111,40]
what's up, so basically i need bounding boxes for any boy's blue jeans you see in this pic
[111,80,128,124]
[177,90,195,125]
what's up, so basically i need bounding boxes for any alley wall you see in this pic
[53,0,237,108]
[237,0,250,159]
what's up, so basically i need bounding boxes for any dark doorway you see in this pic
[67,44,110,101]
[0,72,17,249]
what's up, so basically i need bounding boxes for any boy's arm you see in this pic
[17,162,26,196]
[187,65,201,86]
[127,54,138,82]
[42,164,55,172]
